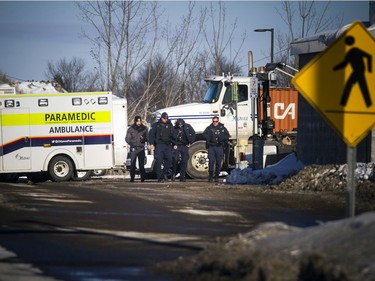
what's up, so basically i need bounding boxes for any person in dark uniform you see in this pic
[203,117,230,182]
[125,115,148,182]
[171,118,196,182]
[149,112,174,182]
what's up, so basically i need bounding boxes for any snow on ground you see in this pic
[225,153,305,185]
[154,211,375,281]
[0,81,65,94]
[225,153,375,186]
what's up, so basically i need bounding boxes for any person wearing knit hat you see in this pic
[125,115,148,182]
[149,112,174,182]
[171,118,196,182]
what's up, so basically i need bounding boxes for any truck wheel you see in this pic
[187,141,209,179]
[48,156,74,182]
[92,169,107,177]
[72,170,92,181]
[27,172,49,183]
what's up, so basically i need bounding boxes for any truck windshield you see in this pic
[203,82,222,103]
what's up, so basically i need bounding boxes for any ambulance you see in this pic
[0,90,116,182]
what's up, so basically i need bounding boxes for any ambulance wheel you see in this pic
[0,174,19,183]
[187,141,209,179]
[72,170,92,181]
[48,156,74,182]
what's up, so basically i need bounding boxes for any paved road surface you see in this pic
[0,178,346,280]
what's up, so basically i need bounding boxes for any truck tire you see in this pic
[27,172,49,183]
[72,170,92,181]
[48,155,74,182]
[187,141,209,179]
[92,169,107,177]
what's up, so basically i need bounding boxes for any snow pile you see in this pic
[0,81,66,94]
[225,153,305,185]
[154,211,375,281]
[225,153,375,188]
[352,162,375,182]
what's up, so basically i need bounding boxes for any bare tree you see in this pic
[127,54,176,122]
[45,57,88,92]
[76,1,246,120]
[127,2,207,120]
[77,0,159,97]
[162,2,206,107]
[279,0,342,41]
[0,70,12,84]
[275,0,343,86]
[203,2,246,75]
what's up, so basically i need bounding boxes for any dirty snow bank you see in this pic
[154,211,375,281]
[225,153,375,187]
[0,81,65,94]
[225,153,305,185]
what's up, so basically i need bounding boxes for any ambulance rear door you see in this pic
[1,108,32,171]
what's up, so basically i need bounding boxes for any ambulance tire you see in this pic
[72,170,92,181]
[186,141,209,179]
[48,155,74,182]
[0,174,19,183]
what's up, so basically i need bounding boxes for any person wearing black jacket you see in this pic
[203,117,230,182]
[149,112,174,182]
[125,116,148,182]
[171,118,196,182]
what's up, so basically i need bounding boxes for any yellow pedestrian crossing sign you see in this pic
[292,21,375,147]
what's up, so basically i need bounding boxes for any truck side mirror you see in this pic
[220,108,226,116]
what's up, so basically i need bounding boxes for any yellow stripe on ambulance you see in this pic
[1,111,111,126]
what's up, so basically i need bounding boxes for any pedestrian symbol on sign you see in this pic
[333,35,372,107]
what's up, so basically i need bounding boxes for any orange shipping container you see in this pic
[258,88,298,133]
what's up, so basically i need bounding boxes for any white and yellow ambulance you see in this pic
[0,91,116,182]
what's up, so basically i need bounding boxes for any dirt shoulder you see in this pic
[152,164,375,281]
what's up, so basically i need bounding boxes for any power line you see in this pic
[239,47,291,70]
[1,73,27,82]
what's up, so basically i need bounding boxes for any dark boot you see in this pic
[208,173,213,182]
[214,173,219,182]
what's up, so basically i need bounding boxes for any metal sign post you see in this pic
[232,82,239,168]
[250,75,260,170]
[346,146,357,217]
[250,76,258,140]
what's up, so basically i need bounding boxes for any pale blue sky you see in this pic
[0,1,370,81]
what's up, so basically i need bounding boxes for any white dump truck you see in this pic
[145,73,298,179]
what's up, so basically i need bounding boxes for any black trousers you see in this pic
[130,148,146,180]
[208,146,223,175]
[172,145,189,179]
[154,143,172,180]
